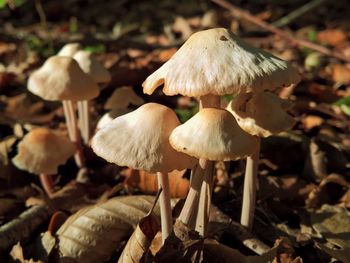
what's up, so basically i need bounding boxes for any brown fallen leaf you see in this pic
[118,193,160,263]
[57,195,178,263]
[317,29,348,47]
[316,243,350,263]
[10,242,43,263]
[303,139,327,182]
[301,115,323,130]
[123,169,189,198]
[306,174,349,208]
[330,64,350,85]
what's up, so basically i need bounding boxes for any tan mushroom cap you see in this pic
[104,86,145,110]
[57,43,82,57]
[73,50,111,84]
[28,56,100,101]
[170,108,258,161]
[12,128,75,175]
[226,92,296,137]
[143,28,300,97]
[92,103,196,173]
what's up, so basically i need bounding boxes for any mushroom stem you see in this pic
[240,137,260,231]
[157,172,173,243]
[178,164,205,228]
[62,100,85,168]
[195,159,214,236]
[39,174,54,197]
[77,100,90,145]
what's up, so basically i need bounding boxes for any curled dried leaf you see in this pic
[57,195,178,263]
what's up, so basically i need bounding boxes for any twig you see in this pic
[272,0,329,28]
[0,206,50,252]
[212,0,350,63]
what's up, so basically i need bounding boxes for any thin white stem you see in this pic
[195,159,214,236]
[77,100,90,145]
[157,172,173,244]
[178,164,205,228]
[39,173,54,197]
[62,100,85,168]
[240,137,261,231]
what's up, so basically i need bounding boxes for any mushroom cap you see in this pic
[226,92,296,137]
[143,28,300,97]
[73,50,111,84]
[169,108,258,161]
[57,43,82,57]
[12,128,75,175]
[104,86,145,110]
[92,103,196,173]
[28,56,100,101]
[96,109,130,130]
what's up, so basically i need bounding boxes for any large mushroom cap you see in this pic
[92,103,196,173]
[73,50,111,84]
[12,128,75,175]
[28,56,100,101]
[227,92,296,137]
[57,43,82,57]
[143,28,300,97]
[170,108,258,161]
[96,108,130,130]
[104,86,144,110]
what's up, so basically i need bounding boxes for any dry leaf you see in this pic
[10,242,43,263]
[0,136,17,166]
[57,195,178,263]
[306,174,349,208]
[173,16,193,40]
[316,243,350,263]
[311,205,350,248]
[301,115,323,130]
[118,213,160,262]
[303,139,327,182]
[317,29,347,46]
[123,169,189,198]
[331,64,350,84]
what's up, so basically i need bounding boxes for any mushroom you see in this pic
[73,50,111,145]
[227,91,295,230]
[104,86,144,111]
[170,108,257,235]
[92,103,195,243]
[28,56,99,168]
[142,28,300,232]
[96,86,145,130]
[12,128,75,196]
[57,43,82,57]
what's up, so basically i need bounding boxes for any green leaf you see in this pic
[340,104,350,117]
[334,95,350,106]
[0,0,7,8]
[84,44,106,54]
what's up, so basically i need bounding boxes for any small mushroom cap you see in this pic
[226,92,296,137]
[96,109,130,130]
[57,43,82,57]
[12,128,75,175]
[73,50,111,84]
[92,103,196,173]
[28,56,100,101]
[169,108,258,161]
[104,86,145,110]
[143,28,300,97]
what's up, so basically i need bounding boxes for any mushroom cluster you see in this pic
[91,28,300,246]
[142,27,300,234]
[27,43,111,178]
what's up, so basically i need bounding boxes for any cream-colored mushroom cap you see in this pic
[104,86,144,110]
[73,50,111,84]
[143,28,300,97]
[28,56,100,101]
[57,43,82,57]
[96,109,130,130]
[92,103,196,173]
[12,128,75,175]
[227,92,296,137]
[170,108,258,161]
